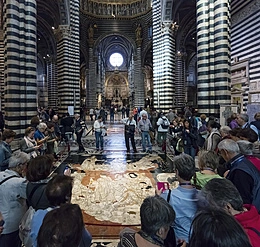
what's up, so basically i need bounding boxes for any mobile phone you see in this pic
[0,220,5,226]
[157,182,169,192]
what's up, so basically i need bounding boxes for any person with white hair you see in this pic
[236,113,259,138]
[0,151,30,247]
[34,122,49,155]
[218,139,260,212]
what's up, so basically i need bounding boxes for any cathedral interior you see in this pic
[0,1,260,245]
[0,0,260,137]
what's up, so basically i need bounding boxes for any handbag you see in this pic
[19,206,35,247]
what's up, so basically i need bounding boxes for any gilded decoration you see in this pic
[81,0,151,17]
[105,74,129,101]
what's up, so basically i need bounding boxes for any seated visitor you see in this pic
[157,153,198,244]
[199,178,260,247]
[193,150,222,188]
[118,195,175,247]
[37,204,85,247]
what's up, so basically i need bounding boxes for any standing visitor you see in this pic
[0,151,30,247]
[0,129,16,171]
[89,108,94,121]
[94,116,105,151]
[20,127,41,159]
[157,113,170,152]
[121,113,137,153]
[74,114,86,153]
[138,113,152,153]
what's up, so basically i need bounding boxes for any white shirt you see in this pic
[94,120,104,132]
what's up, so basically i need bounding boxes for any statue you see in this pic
[88,25,94,40]
[135,24,142,40]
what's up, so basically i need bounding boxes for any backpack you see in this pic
[19,206,35,247]
[19,183,46,246]
[161,119,169,129]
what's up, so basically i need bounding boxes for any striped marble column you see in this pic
[0,30,4,111]
[46,57,58,110]
[134,47,145,107]
[86,48,97,109]
[55,0,80,115]
[152,0,175,111]
[3,0,37,135]
[197,0,231,116]
[175,51,186,110]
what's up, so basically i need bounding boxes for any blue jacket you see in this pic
[0,141,12,171]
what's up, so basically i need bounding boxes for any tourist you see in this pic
[121,113,137,153]
[0,129,16,171]
[138,113,153,153]
[157,154,198,244]
[37,204,90,247]
[118,195,175,247]
[74,113,87,153]
[199,178,260,247]
[186,209,252,247]
[20,127,42,159]
[0,151,30,247]
[94,115,105,151]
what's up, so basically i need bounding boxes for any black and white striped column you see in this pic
[56,0,80,115]
[3,0,37,135]
[46,57,58,110]
[175,51,186,109]
[134,47,145,107]
[197,0,231,116]
[86,48,97,109]
[152,0,175,111]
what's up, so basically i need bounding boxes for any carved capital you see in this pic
[54,25,71,41]
[162,21,178,36]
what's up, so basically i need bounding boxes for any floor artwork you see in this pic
[90,240,119,247]
[71,155,158,225]
[70,154,177,238]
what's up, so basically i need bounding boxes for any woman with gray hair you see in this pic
[0,151,30,247]
[193,150,222,189]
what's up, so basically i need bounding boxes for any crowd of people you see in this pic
[1,105,260,246]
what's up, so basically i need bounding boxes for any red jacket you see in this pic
[235,204,260,247]
[246,155,260,171]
